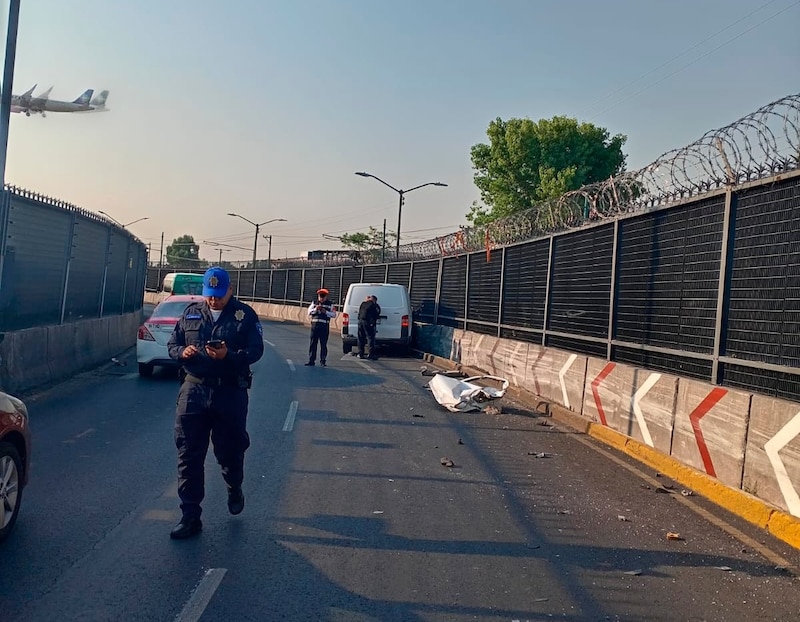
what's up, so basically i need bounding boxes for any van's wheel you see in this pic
[138,363,154,377]
[0,442,23,543]
[343,343,353,354]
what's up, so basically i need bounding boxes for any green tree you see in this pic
[166,235,204,269]
[468,116,627,225]
[339,226,397,252]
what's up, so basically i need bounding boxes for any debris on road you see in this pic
[527,451,552,458]
[426,373,509,413]
[373,511,384,515]
[111,357,127,366]
[458,438,464,445]
[618,515,629,522]
[484,405,502,415]
[557,509,572,515]
[624,569,643,576]
[681,489,694,497]
[666,532,684,541]
[440,457,455,468]
[716,566,733,572]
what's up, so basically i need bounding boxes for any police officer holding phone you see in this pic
[167,266,264,539]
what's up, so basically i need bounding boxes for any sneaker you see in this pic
[304,361,315,366]
[320,360,326,367]
[227,488,245,515]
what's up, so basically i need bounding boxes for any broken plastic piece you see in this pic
[666,532,683,541]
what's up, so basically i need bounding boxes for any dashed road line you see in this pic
[283,400,299,432]
[357,360,378,374]
[264,339,275,347]
[174,568,227,622]
[286,359,296,372]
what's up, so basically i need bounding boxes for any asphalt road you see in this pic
[1,318,799,622]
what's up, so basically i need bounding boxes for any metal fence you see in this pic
[145,169,800,402]
[0,187,148,331]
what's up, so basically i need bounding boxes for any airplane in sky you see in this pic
[11,86,110,117]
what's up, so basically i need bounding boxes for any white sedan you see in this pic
[136,295,204,376]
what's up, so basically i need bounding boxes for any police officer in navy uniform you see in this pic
[167,266,264,539]
[305,288,336,366]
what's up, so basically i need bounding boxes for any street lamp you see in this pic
[355,172,447,258]
[227,214,287,268]
[98,211,149,228]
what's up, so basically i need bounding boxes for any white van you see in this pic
[341,283,413,355]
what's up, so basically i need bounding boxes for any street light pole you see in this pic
[98,211,149,229]
[228,214,287,268]
[0,0,21,191]
[354,172,447,259]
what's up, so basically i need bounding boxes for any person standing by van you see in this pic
[306,288,336,366]
[357,295,381,360]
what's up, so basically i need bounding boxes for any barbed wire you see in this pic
[388,92,800,263]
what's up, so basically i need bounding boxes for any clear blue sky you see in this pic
[3,0,799,263]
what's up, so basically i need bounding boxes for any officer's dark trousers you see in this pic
[357,321,376,356]
[308,321,329,363]
[174,382,250,519]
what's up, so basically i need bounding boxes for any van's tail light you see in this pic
[342,313,349,327]
[401,315,409,328]
[138,325,155,341]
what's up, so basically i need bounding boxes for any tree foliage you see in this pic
[166,235,203,269]
[468,116,627,225]
[339,226,397,251]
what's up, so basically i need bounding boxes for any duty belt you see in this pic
[185,374,238,387]
[311,318,329,323]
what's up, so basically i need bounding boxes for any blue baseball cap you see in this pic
[202,266,231,297]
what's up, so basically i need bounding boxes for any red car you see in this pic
[0,389,31,543]
[136,294,205,376]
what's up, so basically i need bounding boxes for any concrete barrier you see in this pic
[0,311,141,395]
[582,358,676,454]
[743,395,800,518]
[671,379,751,489]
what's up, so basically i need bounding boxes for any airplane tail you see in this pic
[73,89,94,105]
[90,90,109,108]
[22,84,37,98]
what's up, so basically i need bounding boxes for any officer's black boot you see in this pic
[228,487,245,515]
[170,516,202,539]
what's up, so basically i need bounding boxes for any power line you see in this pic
[588,0,800,120]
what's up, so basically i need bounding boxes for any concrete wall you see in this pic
[0,311,142,395]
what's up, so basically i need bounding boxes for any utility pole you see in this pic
[159,232,164,268]
[218,248,224,264]
[382,219,386,263]
[267,235,272,266]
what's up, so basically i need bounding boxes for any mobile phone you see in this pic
[206,339,223,349]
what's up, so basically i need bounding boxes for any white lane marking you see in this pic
[283,401,299,432]
[174,568,227,622]
[764,410,800,518]
[357,361,378,374]
[264,339,275,347]
[558,353,578,409]
[630,373,659,447]
[286,359,296,372]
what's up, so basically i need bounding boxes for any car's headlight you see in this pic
[7,394,28,419]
